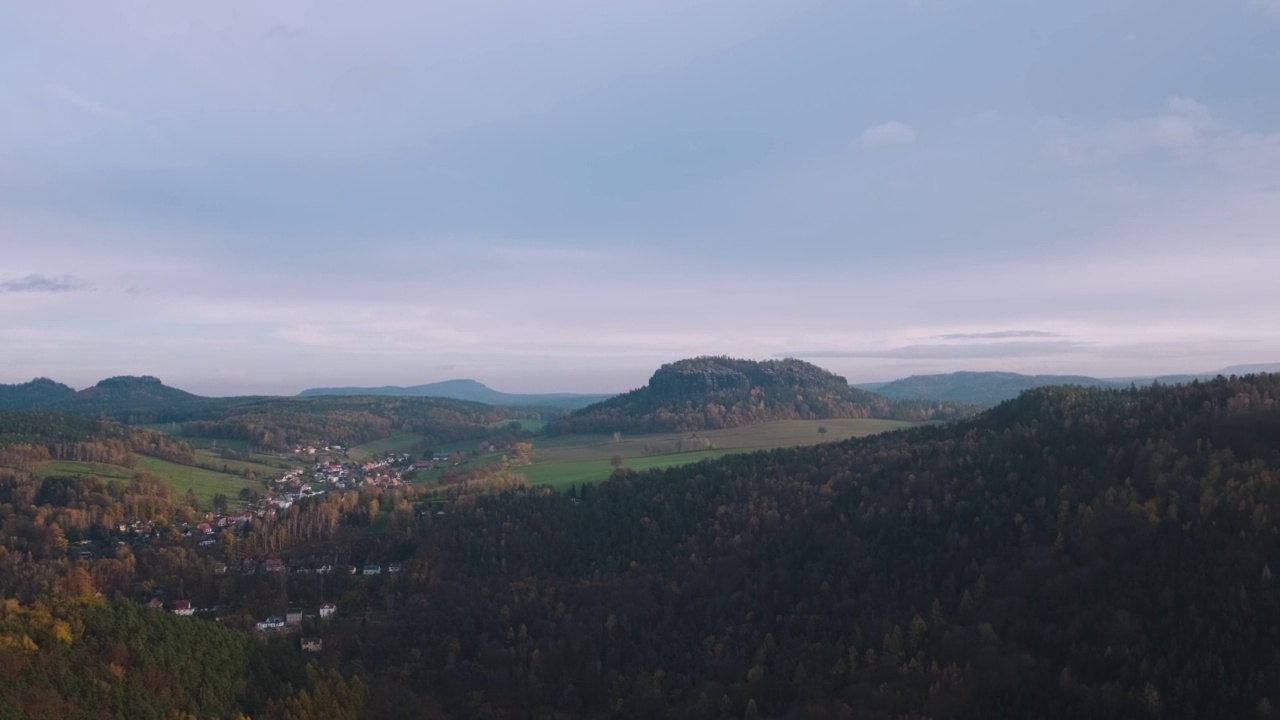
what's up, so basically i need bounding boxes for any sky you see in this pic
[2,0,1279,395]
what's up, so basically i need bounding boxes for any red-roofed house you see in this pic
[172,599,194,616]
[319,602,337,619]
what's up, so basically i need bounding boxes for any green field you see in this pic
[33,456,261,508]
[488,418,547,432]
[347,433,426,461]
[409,452,506,484]
[520,418,914,490]
[193,449,290,476]
[519,450,730,488]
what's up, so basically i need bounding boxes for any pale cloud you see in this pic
[935,330,1065,340]
[2,2,1279,393]
[857,121,916,146]
[790,341,1093,360]
[44,84,127,121]
[1046,97,1216,166]
[1252,0,1280,16]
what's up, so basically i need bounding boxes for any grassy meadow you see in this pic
[519,418,914,490]
[32,456,263,508]
[348,433,426,461]
[488,418,548,432]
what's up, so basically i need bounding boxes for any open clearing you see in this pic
[521,418,914,490]
[32,456,261,508]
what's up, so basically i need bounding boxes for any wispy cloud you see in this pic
[857,121,916,147]
[936,330,1065,340]
[789,341,1093,360]
[44,84,127,121]
[1252,0,1280,17]
[0,274,89,293]
[1046,97,1214,166]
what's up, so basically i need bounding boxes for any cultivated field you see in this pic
[520,418,915,490]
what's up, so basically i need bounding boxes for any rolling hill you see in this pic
[0,376,538,452]
[861,371,1113,405]
[298,378,611,409]
[858,363,1280,406]
[0,377,78,409]
[327,372,1280,718]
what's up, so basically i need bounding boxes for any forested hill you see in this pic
[549,356,967,434]
[179,395,531,450]
[0,411,196,467]
[0,375,229,422]
[376,373,1280,718]
[0,376,537,450]
[859,363,1280,406]
[862,371,1113,405]
[0,377,77,410]
[0,599,364,719]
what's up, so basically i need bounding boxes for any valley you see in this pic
[3,360,1280,718]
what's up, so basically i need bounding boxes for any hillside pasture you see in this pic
[522,418,914,490]
[193,448,289,477]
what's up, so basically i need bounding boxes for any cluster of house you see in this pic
[361,562,402,575]
[255,602,337,633]
[289,444,344,456]
[235,556,402,576]
[145,597,330,652]
[261,453,419,506]
[149,597,199,615]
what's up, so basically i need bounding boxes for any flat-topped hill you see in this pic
[551,356,892,434]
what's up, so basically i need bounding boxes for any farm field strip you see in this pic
[521,418,915,489]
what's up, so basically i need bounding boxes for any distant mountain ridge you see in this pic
[857,363,1280,406]
[298,378,611,410]
[0,375,234,423]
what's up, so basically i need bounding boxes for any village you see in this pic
[117,444,463,646]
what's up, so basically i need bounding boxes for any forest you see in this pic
[0,374,1278,718]
[176,395,534,451]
